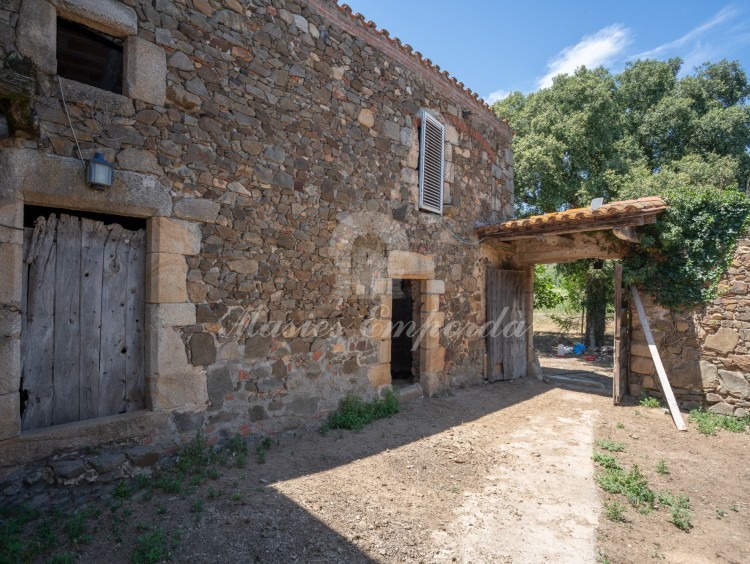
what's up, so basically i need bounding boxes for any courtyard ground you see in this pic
[2,377,748,563]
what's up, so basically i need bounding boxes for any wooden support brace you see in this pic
[630,285,687,431]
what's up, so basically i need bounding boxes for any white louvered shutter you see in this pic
[418,110,445,214]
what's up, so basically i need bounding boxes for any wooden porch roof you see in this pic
[476,197,668,242]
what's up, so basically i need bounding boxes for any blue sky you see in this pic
[343,1,750,103]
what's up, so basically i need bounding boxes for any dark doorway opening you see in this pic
[391,279,420,385]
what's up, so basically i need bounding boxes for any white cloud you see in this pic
[632,5,739,60]
[537,24,631,89]
[485,89,510,104]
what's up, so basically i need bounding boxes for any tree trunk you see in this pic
[583,270,607,349]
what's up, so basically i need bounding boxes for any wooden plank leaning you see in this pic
[630,285,687,431]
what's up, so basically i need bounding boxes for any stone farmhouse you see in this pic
[0,0,519,469]
[1,0,747,476]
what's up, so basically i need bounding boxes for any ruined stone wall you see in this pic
[628,235,750,417]
[0,0,514,451]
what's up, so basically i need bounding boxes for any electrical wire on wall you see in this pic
[439,216,491,246]
[57,76,85,166]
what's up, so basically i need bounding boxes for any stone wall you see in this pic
[0,0,514,465]
[628,235,750,416]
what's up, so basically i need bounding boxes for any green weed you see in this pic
[616,422,625,429]
[50,553,76,564]
[0,504,40,562]
[131,528,169,564]
[596,464,654,508]
[640,395,661,409]
[231,492,241,502]
[604,501,627,522]
[689,409,750,435]
[65,510,92,545]
[322,391,400,432]
[191,499,204,513]
[592,450,622,470]
[716,509,727,519]
[656,491,692,531]
[597,439,626,452]
[113,479,133,499]
[656,459,670,475]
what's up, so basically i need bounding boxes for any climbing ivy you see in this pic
[622,186,750,309]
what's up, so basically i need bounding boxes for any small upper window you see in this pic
[418,110,445,215]
[56,18,124,94]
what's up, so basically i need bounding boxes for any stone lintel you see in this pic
[0,149,171,218]
[56,0,138,37]
[388,250,435,280]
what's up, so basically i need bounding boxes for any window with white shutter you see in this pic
[418,110,445,215]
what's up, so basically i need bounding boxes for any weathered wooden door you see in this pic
[613,263,628,404]
[486,269,527,381]
[20,213,146,430]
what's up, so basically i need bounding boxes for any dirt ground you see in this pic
[4,375,749,563]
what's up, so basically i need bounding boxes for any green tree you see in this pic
[495,58,750,337]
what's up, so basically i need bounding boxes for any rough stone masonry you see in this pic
[0,0,515,468]
[628,233,750,417]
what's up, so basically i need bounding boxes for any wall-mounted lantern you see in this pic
[87,152,115,189]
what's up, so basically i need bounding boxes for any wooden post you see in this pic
[613,264,624,404]
[630,286,687,431]
[524,265,535,377]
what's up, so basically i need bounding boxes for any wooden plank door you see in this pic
[486,269,527,381]
[613,263,628,404]
[20,213,146,431]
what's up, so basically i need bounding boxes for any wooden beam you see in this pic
[630,286,687,431]
[477,214,661,241]
[0,69,35,99]
[612,226,640,243]
[515,232,629,264]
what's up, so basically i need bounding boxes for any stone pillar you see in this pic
[0,202,23,439]
[145,218,207,411]
[420,279,446,396]
[365,278,392,389]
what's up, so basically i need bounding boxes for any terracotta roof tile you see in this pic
[476,197,668,239]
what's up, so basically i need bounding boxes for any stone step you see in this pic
[398,383,424,402]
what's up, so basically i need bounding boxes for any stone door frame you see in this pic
[0,150,206,459]
[366,250,446,396]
